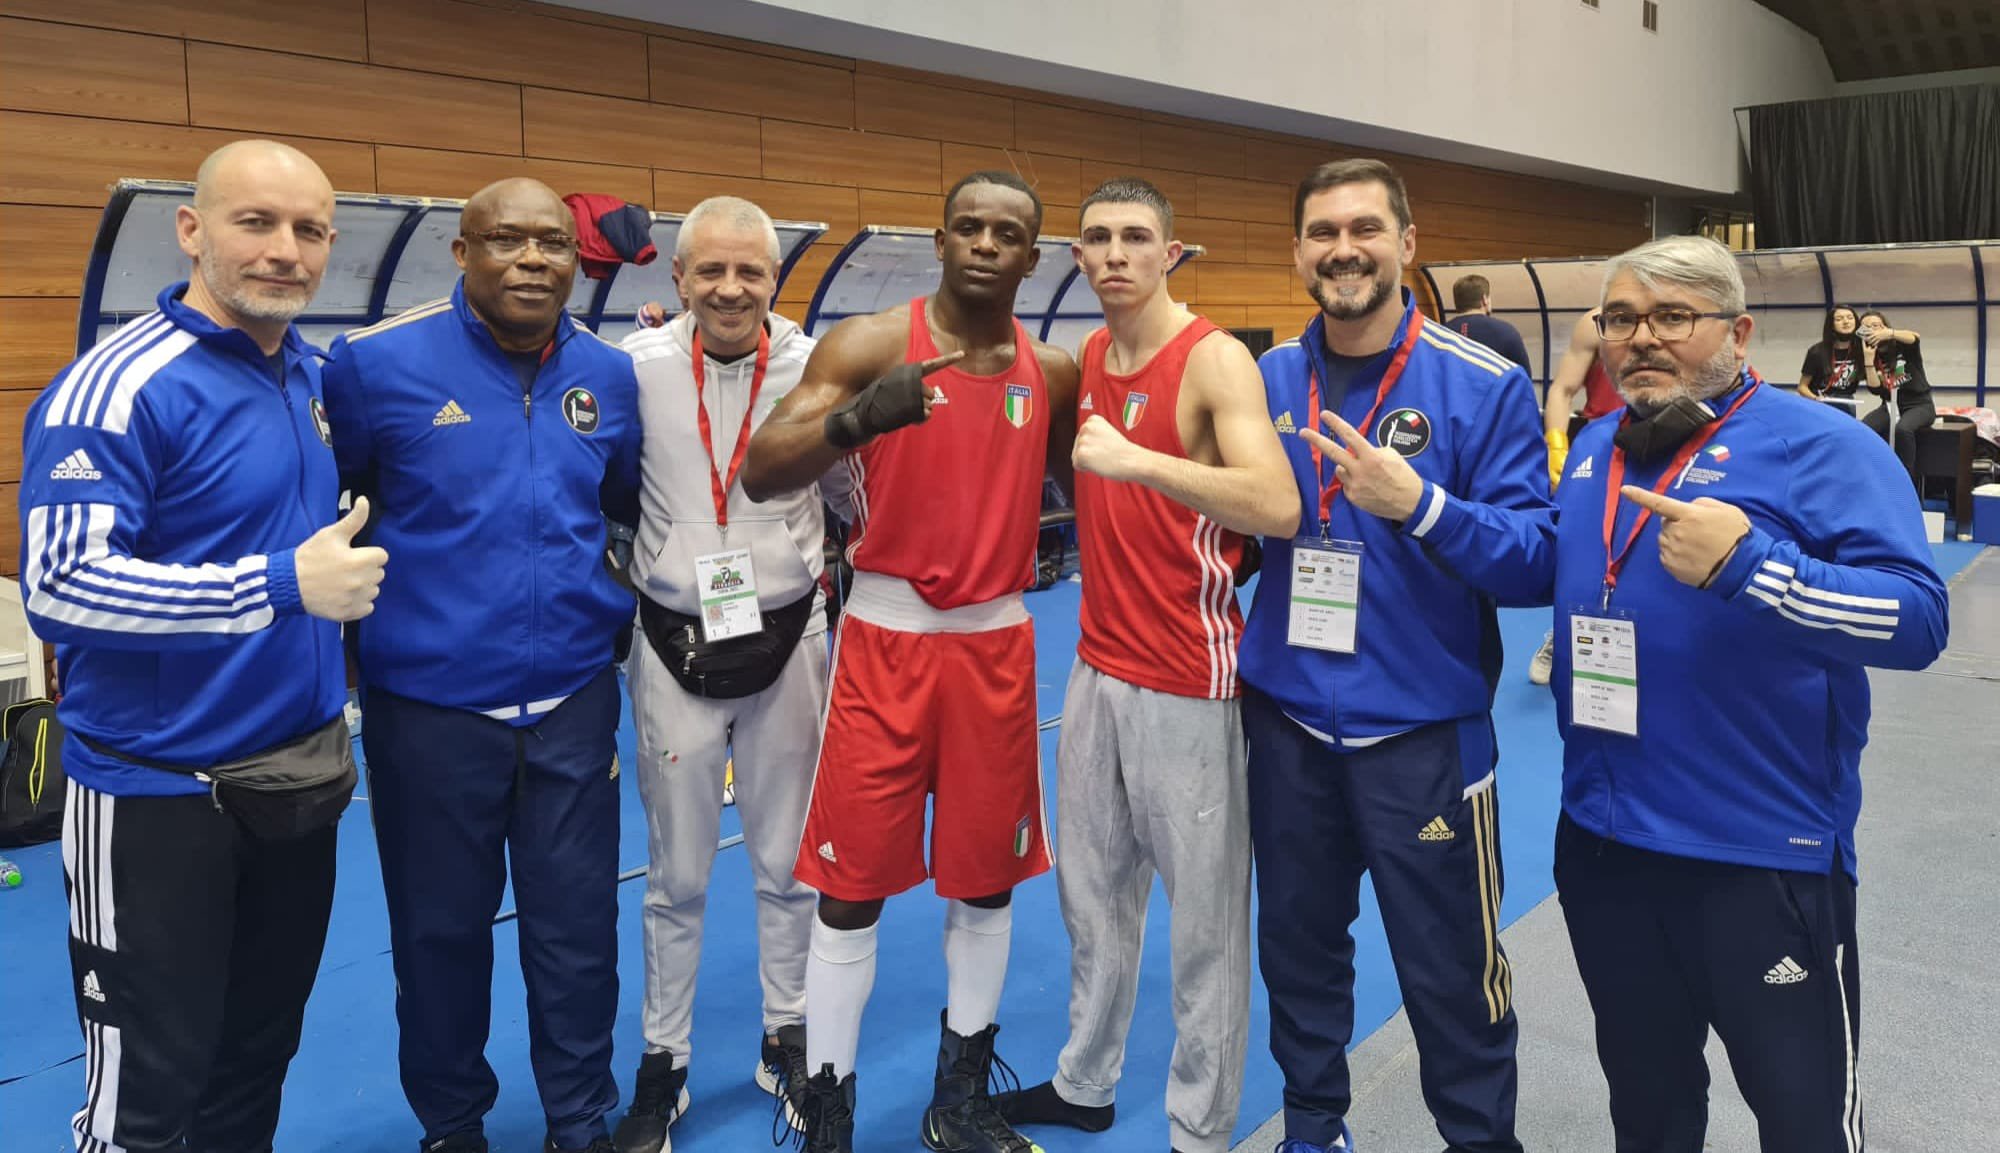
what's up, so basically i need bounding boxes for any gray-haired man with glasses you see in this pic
[1546,235,1946,1152]
[322,178,642,1153]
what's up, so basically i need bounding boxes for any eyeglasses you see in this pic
[1594,308,1740,342]
[463,230,579,261]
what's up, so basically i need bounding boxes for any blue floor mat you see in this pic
[5,544,1978,1149]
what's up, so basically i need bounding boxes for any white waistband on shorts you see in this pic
[843,572,1028,634]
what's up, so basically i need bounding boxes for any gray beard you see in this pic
[1618,343,1742,414]
[198,240,311,324]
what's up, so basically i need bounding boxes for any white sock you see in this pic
[943,899,1012,1037]
[805,918,877,1079]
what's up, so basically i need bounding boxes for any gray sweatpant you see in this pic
[628,628,828,1066]
[1053,660,1252,1153]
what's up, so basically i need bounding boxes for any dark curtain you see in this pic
[1748,84,2000,248]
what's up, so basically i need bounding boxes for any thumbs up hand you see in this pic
[296,496,389,621]
[1619,486,1751,588]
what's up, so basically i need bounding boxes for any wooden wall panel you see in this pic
[1040,203,1082,238]
[1015,101,1145,167]
[1174,217,1246,265]
[0,390,38,477]
[0,207,103,297]
[1141,121,1244,180]
[1191,303,1248,328]
[649,36,854,128]
[652,172,861,237]
[0,18,188,124]
[1194,175,1291,225]
[762,122,940,195]
[1,483,17,578]
[187,45,522,154]
[854,73,1013,150]
[1245,137,1340,185]
[1243,222,1296,266]
[0,300,80,394]
[939,146,1081,206]
[1245,304,1318,338]
[0,0,369,61]
[369,0,648,100]
[0,111,378,205]
[857,190,943,230]
[1191,263,1295,306]
[375,147,653,205]
[523,89,760,177]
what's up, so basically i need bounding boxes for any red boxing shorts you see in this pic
[795,611,1050,902]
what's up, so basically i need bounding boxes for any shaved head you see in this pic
[193,139,331,211]
[462,178,571,235]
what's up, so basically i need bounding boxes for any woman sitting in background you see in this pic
[1857,309,1934,485]
[1798,304,1866,405]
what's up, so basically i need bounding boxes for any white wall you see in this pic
[556,0,1834,197]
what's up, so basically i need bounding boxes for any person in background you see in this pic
[1446,275,1532,373]
[1856,310,1934,486]
[1797,305,1867,406]
[1528,307,1622,685]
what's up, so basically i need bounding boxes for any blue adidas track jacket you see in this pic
[1553,373,1947,878]
[320,281,640,719]
[16,284,346,796]
[1239,292,1557,758]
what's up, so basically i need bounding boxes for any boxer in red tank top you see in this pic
[1532,307,1620,685]
[741,171,1079,1153]
[993,179,1298,1153]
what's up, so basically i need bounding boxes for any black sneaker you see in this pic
[992,1079,1115,1133]
[920,1010,1043,1153]
[544,1136,615,1153]
[758,1023,810,1135]
[611,1051,690,1153]
[795,1063,855,1153]
[420,1134,488,1153]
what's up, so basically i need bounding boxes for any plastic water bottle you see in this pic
[0,856,21,889]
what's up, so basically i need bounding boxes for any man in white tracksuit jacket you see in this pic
[612,196,847,1153]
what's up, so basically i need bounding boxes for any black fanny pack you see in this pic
[78,717,356,840]
[638,589,815,700]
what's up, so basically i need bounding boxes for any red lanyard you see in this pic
[1598,374,1759,606]
[691,327,770,532]
[1305,312,1425,530]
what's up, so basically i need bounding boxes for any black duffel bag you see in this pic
[638,589,815,700]
[77,716,356,840]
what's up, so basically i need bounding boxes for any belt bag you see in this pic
[78,717,356,840]
[638,589,814,700]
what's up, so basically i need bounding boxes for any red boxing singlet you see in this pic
[842,298,1050,610]
[1074,318,1245,699]
[1581,359,1620,419]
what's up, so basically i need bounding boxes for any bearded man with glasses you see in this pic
[1547,235,1947,1152]
[321,178,643,1153]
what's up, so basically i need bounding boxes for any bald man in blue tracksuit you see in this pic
[321,179,640,1153]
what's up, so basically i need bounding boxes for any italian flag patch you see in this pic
[1014,816,1032,858]
[1122,391,1149,429]
[1004,383,1033,428]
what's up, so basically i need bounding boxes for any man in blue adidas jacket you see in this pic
[321,178,640,1153]
[1550,235,1947,1153]
[1240,159,1552,1153]
[18,139,387,1153]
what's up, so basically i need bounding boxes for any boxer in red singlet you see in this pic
[992,179,1298,1153]
[741,170,1080,1153]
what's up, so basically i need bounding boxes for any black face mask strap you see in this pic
[1614,397,1717,464]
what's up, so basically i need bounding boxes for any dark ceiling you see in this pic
[1752,0,2000,81]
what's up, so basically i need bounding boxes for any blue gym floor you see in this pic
[2,541,1985,1152]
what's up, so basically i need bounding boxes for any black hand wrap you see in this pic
[825,362,930,449]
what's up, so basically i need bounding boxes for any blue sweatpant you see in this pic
[1555,814,1864,1153]
[1243,685,1521,1153]
[364,668,622,1151]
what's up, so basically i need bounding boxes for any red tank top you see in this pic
[1581,359,1619,419]
[1074,318,1245,699]
[843,298,1050,611]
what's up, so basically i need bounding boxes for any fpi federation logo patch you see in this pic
[1375,407,1433,458]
